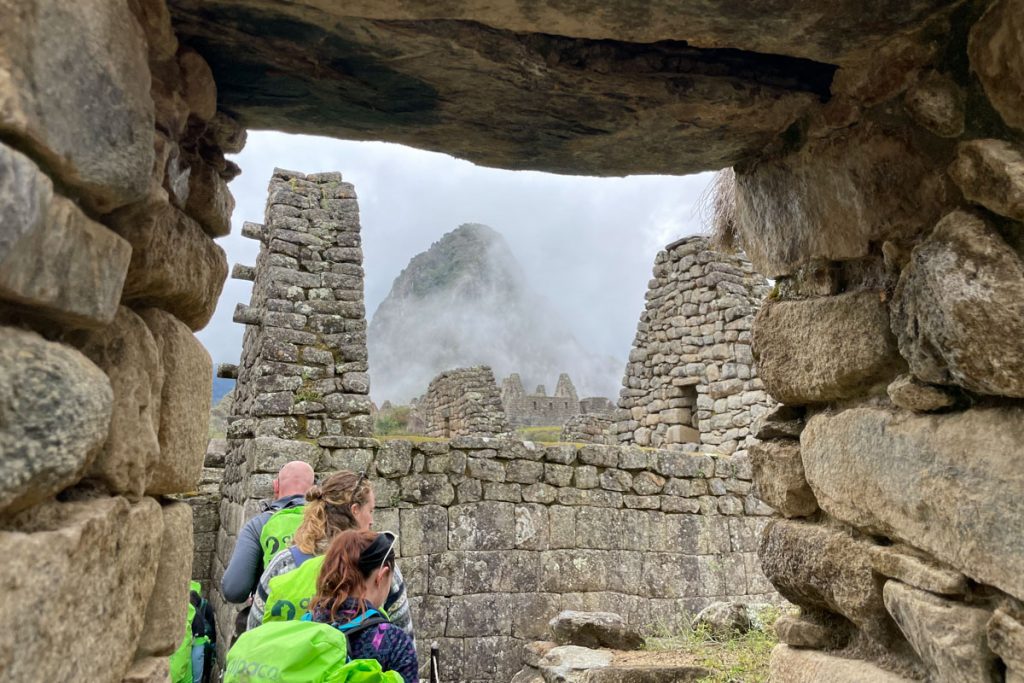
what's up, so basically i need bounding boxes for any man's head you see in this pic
[273,461,315,499]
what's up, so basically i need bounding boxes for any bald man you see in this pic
[221,461,315,618]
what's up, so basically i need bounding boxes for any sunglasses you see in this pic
[376,531,397,572]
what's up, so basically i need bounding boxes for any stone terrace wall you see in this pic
[560,414,616,445]
[211,168,371,644]
[614,236,773,454]
[0,2,239,679]
[417,366,511,438]
[174,438,227,591]
[245,435,777,681]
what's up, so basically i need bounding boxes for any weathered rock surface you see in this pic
[769,645,913,683]
[734,123,945,277]
[107,199,228,331]
[886,375,956,412]
[550,611,644,650]
[802,406,1024,600]
[0,144,131,327]
[0,0,154,212]
[969,0,1024,132]
[121,657,171,683]
[692,601,751,636]
[883,581,999,683]
[77,307,164,497]
[0,327,112,515]
[185,158,234,238]
[166,0,963,175]
[891,211,1024,397]
[140,309,212,495]
[987,608,1024,676]
[138,502,193,656]
[949,139,1024,222]
[753,292,904,403]
[752,404,805,440]
[870,545,967,596]
[535,645,613,682]
[749,440,817,518]
[903,71,965,138]
[774,613,843,649]
[759,519,896,644]
[0,497,162,682]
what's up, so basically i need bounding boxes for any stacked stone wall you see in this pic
[501,372,588,427]
[614,237,774,454]
[560,414,616,444]
[417,366,511,438]
[734,4,1024,679]
[175,438,227,590]
[210,168,371,643]
[0,1,238,679]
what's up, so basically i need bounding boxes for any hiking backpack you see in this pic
[224,610,404,683]
[263,547,323,623]
[258,506,306,568]
[169,581,216,683]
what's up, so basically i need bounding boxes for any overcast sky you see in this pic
[197,131,715,376]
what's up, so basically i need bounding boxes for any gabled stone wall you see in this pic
[501,372,585,427]
[416,366,511,438]
[614,237,774,454]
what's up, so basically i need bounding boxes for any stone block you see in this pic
[446,593,515,636]
[891,211,1024,397]
[773,614,844,649]
[138,502,193,656]
[0,497,162,682]
[464,636,522,682]
[950,139,1024,222]
[545,463,574,487]
[883,580,999,683]
[748,440,817,518]
[665,425,701,444]
[515,503,549,549]
[400,474,454,505]
[399,505,448,556]
[641,553,701,598]
[574,465,599,489]
[753,292,904,404]
[550,611,644,650]
[523,482,557,504]
[250,436,322,474]
[448,501,515,550]
[0,327,112,515]
[759,519,898,645]
[78,307,163,497]
[107,200,228,331]
[513,593,563,640]
[468,457,505,482]
[802,406,1024,600]
[0,0,153,213]
[541,550,641,593]
[903,70,965,137]
[655,453,714,478]
[579,445,618,468]
[548,506,577,549]
[186,158,235,238]
[0,144,131,327]
[870,545,967,596]
[969,0,1024,131]
[121,657,170,683]
[886,374,956,412]
[768,645,913,683]
[375,440,412,477]
[140,309,212,495]
[428,550,539,596]
[506,459,544,484]
[987,608,1024,676]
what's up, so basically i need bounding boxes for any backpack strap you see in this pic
[289,546,315,567]
[337,609,390,640]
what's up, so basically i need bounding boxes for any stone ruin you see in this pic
[560,414,617,445]
[613,236,774,454]
[501,372,582,427]
[414,366,511,438]
[3,0,1024,681]
[198,173,781,679]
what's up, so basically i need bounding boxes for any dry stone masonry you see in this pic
[415,366,511,438]
[5,0,1024,681]
[614,236,774,454]
[0,0,236,678]
[209,174,780,680]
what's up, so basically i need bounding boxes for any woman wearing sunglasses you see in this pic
[309,529,418,682]
[248,470,413,642]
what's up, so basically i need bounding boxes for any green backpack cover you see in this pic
[263,553,325,623]
[224,618,404,683]
[169,581,212,683]
[259,506,306,568]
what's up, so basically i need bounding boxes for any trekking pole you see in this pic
[429,642,440,683]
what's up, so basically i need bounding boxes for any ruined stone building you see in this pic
[614,236,774,454]
[3,1,1024,681]
[414,366,511,438]
[501,372,614,427]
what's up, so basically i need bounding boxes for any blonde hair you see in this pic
[293,471,373,554]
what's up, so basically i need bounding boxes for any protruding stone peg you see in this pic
[232,304,262,325]
[241,221,265,241]
[231,264,255,281]
[216,363,239,379]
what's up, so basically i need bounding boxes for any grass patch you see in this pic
[644,605,783,683]
[516,425,563,443]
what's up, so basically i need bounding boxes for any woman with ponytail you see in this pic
[310,530,418,682]
[247,471,413,640]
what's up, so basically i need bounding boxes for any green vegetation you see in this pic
[295,387,322,403]
[644,605,784,683]
[374,404,412,435]
[516,425,563,443]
